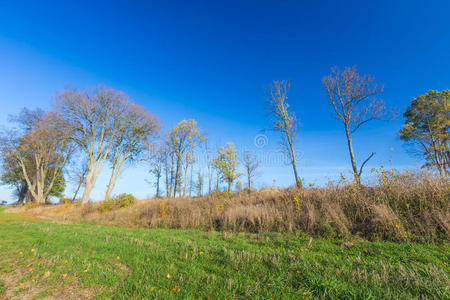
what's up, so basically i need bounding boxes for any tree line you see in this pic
[1,67,448,204]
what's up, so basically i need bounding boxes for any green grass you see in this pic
[0,208,448,299]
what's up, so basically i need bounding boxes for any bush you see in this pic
[59,197,74,205]
[99,193,135,212]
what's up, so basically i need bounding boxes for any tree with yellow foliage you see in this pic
[213,143,241,193]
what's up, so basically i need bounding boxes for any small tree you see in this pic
[203,135,213,195]
[1,111,73,204]
[67,158,88,203]
[213,143,240,193]
[242,151,260,191]
[400,90,449,176]
[266,80,301,187]
[323,66,394,184]
[196,171,204,197]
[148,144,166,198]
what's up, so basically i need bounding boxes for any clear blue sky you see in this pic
[0,0,449,202]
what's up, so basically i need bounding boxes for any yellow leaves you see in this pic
[19,282,25,286]
[62,273,67,278]
[83,269,88,273]
[43,271,50,278]
[214,143,240,188]
[160,202,167,217]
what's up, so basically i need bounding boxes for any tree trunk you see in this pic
[72,179,83,203]
[247,170,251,191]
[289,141,301,188]
[18,184,28,205]
[189,164,193,197]
[345,126,360,184]
[173,157,181,198]
[80,172,94,204]
[155,173,160,198]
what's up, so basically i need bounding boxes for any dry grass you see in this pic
[8,171,450,242]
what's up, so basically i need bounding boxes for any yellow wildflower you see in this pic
[116,256,120,260]
[172,286,180,293]
[62,274,67,278]
[64,260,68,264]
[150,287,155,292]
[31,249,35,253]
[43,271,50,278]
[166,274,171,279]
[199,251,204,255]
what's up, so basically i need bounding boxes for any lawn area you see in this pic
[0,207,448,299]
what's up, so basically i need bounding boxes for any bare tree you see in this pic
[1,111,73,204]
[323,66,394,184]
[55,86,126,204]
[168,120,201,198]
[196,171,204,197]
[68,158,88,203]
[203,136,213,195]
[242,151,260,191]
[105,102,159,200]
[266,80,301,187]
[148,143,166,198]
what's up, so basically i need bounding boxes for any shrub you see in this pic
[99,193,136,212]
[59,197,73,205]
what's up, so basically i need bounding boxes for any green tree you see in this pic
[213,143,240,193]
[400,90,449,176]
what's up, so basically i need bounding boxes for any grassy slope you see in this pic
[0,208,448,299]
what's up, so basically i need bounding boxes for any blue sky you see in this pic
[0,0,449,202]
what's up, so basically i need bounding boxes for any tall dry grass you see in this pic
[8,171,449,242]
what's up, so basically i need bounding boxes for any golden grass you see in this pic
[7,171,450,242]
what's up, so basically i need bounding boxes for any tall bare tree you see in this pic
[55,86,126,204]
[168,120,201,198]
[242,151,260,191]
[105,102,159,200]
[203,136,213,195]
[266,80,301,187]
[323,66,394,184]
[148,142,166,198]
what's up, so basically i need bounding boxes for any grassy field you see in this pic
[0,207,448,299]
